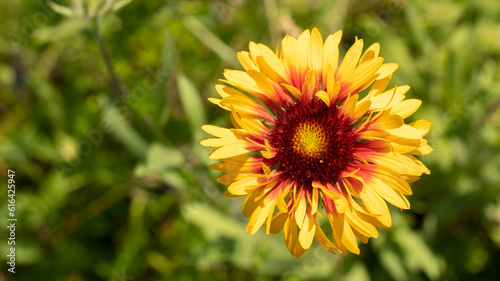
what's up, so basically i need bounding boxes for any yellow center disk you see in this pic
[293,122,327,157]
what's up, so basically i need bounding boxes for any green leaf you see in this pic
[394,225,441,280]
[100,95,148,159]
[344,262,371,281]
[48,1,75,17]
[155,28,176,125]
[147,142,184,172]
[33,18,89,45]
[182,16,240,68]
[182,203,248,241]
[146,251,173,277]
[176,73,207,142]
[379,248,409,281]
[133,142,186,188]
[71,0,85,17]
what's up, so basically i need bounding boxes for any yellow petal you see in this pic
[248,41,262,61]
[367,176,410,209]
[376,63,399,80]
[312,181,341,200]
[386,135,425,154]
[209,141,256,159]
[343,57,384,95]
[335,195,350,214]
[386,124,423,139]
[315,90,330,106]
[266,196,276,234]
[282,83,303,100]
[315,223,341,254]
[352,228,370,244]
[201,134,239,147]
[221,95,273,122]
[411,142,433,156]
[327,71,340,103]
[208,98,225,110]
[280,34,297,71]
[302,70,316,100]
[210,162,260,175]
[409,119,431,137]
[352,99,371,121]
[359,187,392,227]
[360,43,380,63]
[246,69,280,102]
[270,212,288,233]
[390,99,422,119]
[310,187,319,215]
[370,112,404,131]
[367,165,413,193]
[242,189,262,217]
[341,218,360,254]
[215,84,231,98]
[257,43,289,83]
[219,154,262,165]
[294,236,307,258]
[231,113,269,136]
[284,214,302,257]
[227,176,267,196]
[277,188,288,213]
[223,70,261,93]
[261,139,276,159]
[322,30,342,84]
[341,94,359,118]
[359,50,376,64]
[237,51,258,71]
[248,197,276,235]
[294,193,307,227]
[345,207,379,238]
[308,27,323,84]
[337,38,363,80]
[369,86,409,110]
[367,74,392,97]
[296,29,311,74]
[201,125,232,138]
[298,213,316,249]
[368,153,430,177]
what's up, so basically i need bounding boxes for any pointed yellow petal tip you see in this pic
[315,90,330,106]
[201,125,210,132]
[262,162,271,176]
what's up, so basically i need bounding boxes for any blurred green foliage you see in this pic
[0,0,499,280]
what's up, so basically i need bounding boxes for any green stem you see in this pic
[92,19,130,98]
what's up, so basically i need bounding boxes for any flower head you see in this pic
[201,28,432,257]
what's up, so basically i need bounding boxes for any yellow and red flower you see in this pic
[201,28,432,257]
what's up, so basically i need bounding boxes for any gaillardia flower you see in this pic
[201,28,432,258]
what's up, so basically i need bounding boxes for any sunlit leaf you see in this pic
[100,95,148,159]
[155,28,175,125]
[344,262,371,281]
[177,73,207,142]
[182,16,239,68]
[48,1,76,17]
[394,226,441,280]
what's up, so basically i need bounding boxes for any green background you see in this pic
[1,0,500,280]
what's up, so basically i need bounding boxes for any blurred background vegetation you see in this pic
[0,0,500,280]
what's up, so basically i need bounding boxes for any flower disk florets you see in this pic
[269,99,356,186]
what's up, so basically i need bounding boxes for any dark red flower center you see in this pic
[268,99,357,186]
